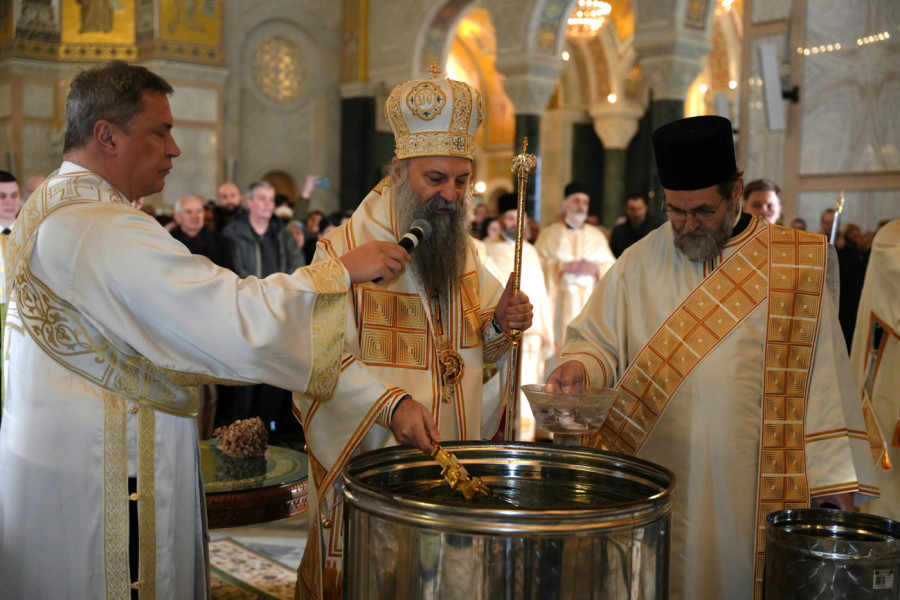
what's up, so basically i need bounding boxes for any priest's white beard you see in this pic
[673,199,741,262]
[566,210,587,229]
[394,172,472,300]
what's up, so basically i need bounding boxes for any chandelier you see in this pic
[567,0,612,38]
[715,0,735,15]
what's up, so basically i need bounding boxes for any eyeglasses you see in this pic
[661,195,727,224]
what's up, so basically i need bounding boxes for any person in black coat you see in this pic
[212,181,245,233]
[610,195,663,257]
[221,181,307,446]
[171,194,233,270]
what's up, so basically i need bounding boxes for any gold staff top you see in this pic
[510,138,536,299]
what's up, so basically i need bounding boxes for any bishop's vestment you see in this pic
[294,177,511,599]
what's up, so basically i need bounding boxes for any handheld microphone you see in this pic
[398,219,433,252]
[372,219,432,284]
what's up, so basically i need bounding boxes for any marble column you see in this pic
[513,114,541,215]
[495,57,563,218]
[639,53,706,211]
[339,83,376,212]
[590,103,644,228]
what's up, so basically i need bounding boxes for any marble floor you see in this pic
[209,511,309,570]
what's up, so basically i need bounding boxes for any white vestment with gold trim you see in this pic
[483,236,554,439]
[534,221,615,363]
[0,164,350,600]
[561,218,878,600]
[852,219,900,521]
[295,178,510,599]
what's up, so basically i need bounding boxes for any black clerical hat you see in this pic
[652,116,736,191]
[497,193,518,215]
[564,181,590,198]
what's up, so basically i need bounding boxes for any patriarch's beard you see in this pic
[394,172,472,299]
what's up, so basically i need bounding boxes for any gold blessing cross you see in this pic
[431,444,491,501]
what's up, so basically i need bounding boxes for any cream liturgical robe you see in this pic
[483,236,554,439]
[852,219,900,521]
[534,221,615,362]
[0,165,351,600]
[561,217,878,600]
[294,177,510,599]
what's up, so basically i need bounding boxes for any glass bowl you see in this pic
[521,383,618,435]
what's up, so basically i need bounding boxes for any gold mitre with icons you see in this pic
[385,64,485,161]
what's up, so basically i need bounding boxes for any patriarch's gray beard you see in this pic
[673,200,740,262]
[394,173,471,299]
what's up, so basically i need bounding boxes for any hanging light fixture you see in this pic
[715,0,735,15]
[566,0,612,38]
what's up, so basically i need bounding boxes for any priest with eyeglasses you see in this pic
[547,115,881,600]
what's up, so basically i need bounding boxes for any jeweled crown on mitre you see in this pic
[385,64,484,161]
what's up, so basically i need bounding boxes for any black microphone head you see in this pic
[410,219,432,241]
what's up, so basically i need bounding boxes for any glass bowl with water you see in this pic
[521,384,618,445]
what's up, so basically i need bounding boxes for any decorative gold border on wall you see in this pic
[0,39,221,64]
[137,40,221,64]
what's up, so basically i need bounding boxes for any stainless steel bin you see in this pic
[342,441,675,599]
[764,508,900,599]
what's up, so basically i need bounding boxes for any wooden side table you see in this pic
[200,440,309,529]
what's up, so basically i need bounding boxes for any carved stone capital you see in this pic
[639,53,705,100]
[494,54,565,115]
[631,9,712,101]
[589,103,645,149]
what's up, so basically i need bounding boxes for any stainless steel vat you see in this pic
[764,508,900,599]
[342,441,675,599]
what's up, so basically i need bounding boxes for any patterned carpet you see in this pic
[210,538,297,600]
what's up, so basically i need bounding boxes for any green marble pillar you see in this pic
[514,114,541,218]
[602,148,627,229]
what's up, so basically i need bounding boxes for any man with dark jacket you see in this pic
[171,194,233,270]
[213,181,244,232]
[224,181,305,278]
[610,194,662,257]
[223,181,306,444]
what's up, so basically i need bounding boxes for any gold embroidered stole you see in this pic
[751,227,826,599]
[590,224,772,452]
[6,171,204,417]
